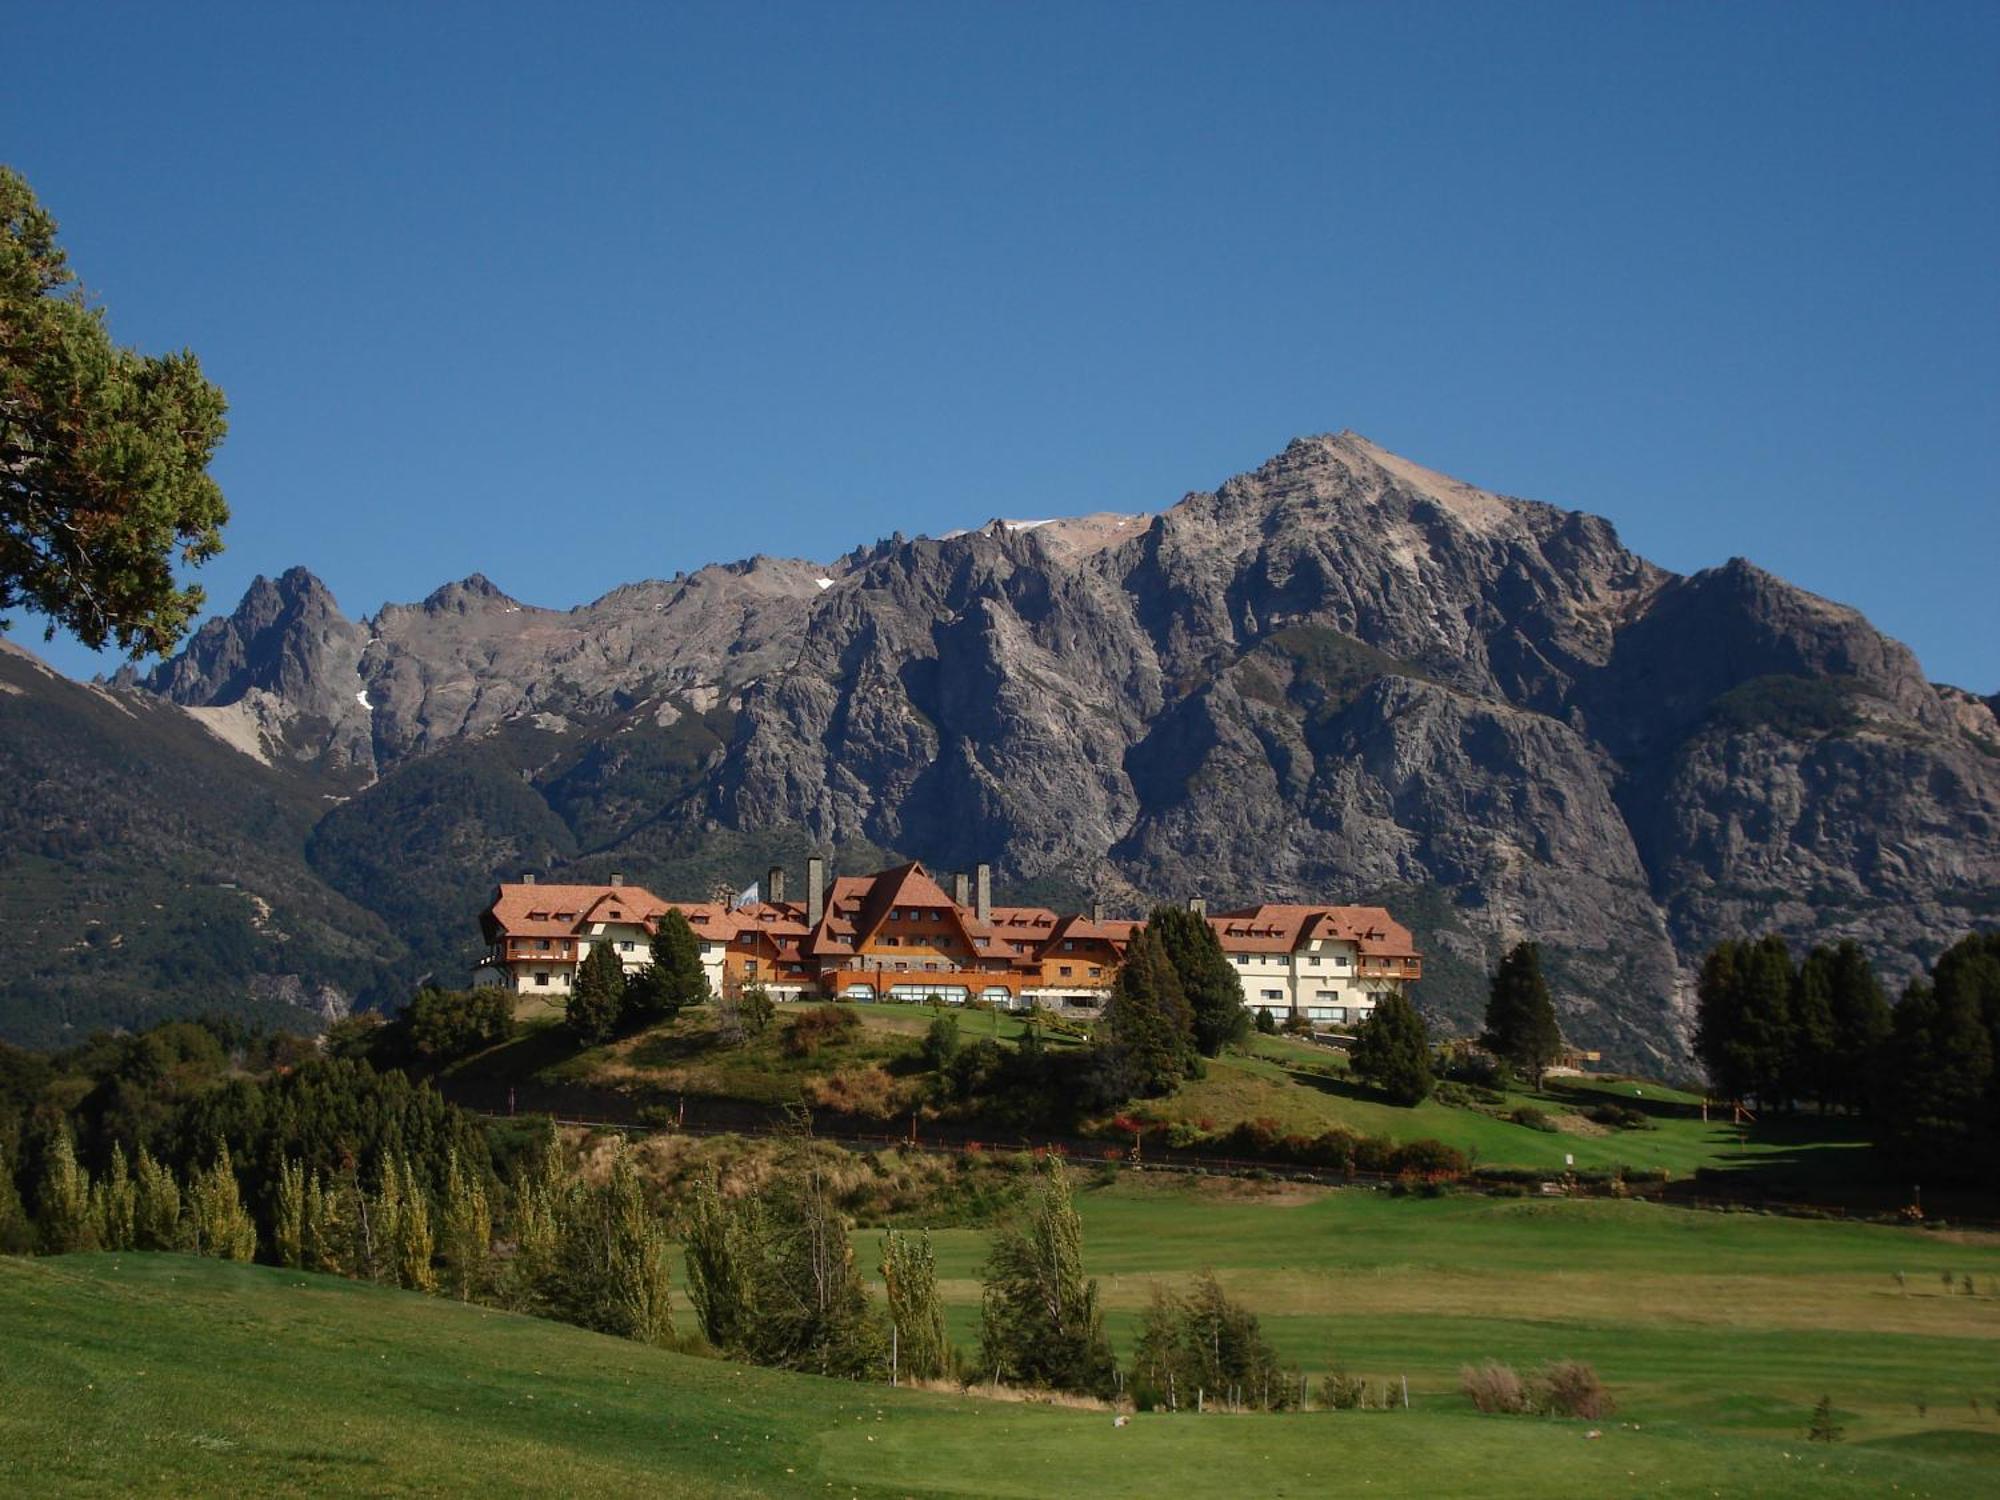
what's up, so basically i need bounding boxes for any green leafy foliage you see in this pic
[0,166,229,656]
[976,1156,1117,1397]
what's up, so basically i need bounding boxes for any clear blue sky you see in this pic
[6,1,1996,689]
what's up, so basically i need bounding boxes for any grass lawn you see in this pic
[5,1244,1996,1497]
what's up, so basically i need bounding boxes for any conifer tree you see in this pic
[440,1146,492,1301]
[1148,907,1248,1056]
[1789,947,1841,1109]
[188,1144,257,1261]
[91,1142,137,1252]
[567,942,627,1043]
[1103,927,1197,1097]
[37,1127,94,1254]
[133,1145,182,1251]
[976,1156,1117,1397]
[1481,941,1563,1088]
[1826,941,1889,1113]
[1350,993,1434,1105]
[880,1229,953,1382]
[633,907,709,1026]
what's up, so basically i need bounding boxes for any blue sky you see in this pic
[6,1,1996,689]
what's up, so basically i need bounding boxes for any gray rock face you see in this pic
[134,433,2000,1067]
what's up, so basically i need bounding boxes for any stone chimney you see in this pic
[807,855,826,930]
[522,873,536,884]
[975,863,992,924]
[767,865,785,905]
[1092,899,1105,923]
[953,872,972,909]
[610,872,624,887]
[1187,896,1207,916]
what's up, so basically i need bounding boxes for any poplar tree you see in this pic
[976,1156,1117,1397]
[133,1145,182,1251]
[683,1173,758,1354]
[274,1158,307,1269]
[90,1142,137,1252]
[37,1127,94,1253]
[303,1168,346,1275]
[188,1144,257,1261]
[507,1128,568,1311]
[880,1229,953,1382]
[440,1146,492,1301]
[1482,941,1563,1087]
[393,1156,438,1293]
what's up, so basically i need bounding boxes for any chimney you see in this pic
[975,863,992,924]
[807,855,826,930]
[1092,899,1105,923]
[610,872,624,887]
[522,873,536,885]
[1187,896,1207,916]
[767,865,785,905]
[953,872,972,909]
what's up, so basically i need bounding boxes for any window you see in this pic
[534,972,550,987]
[610,909,622,920]
[881,936,900,947]
[1307,955,1321,967]
[891,908,902,921]
[1260,989,1283,1001]
[1235,955,1250,966]
[1059,965,1073,977]
[975,937,988,949]
[537,938,550,950]
[745,960,759,975]
[618,941,634,952]
[1062,940,1074,952]
[1334,954,1350,968]
[1089,966,1102,978]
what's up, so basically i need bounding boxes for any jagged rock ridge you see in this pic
[94,432,2000,1066]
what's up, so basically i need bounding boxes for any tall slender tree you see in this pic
[633,907,708,1026]
[976,1157,1117,1397]
[1481,942,1563,1088]
[1826,941,1889,1113]
[1148,907,1248,1056]
[1102,927,1196,1097]
[880,1229,953,1382]
[567,942,627,1044]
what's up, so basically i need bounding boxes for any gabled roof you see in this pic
[484,882,671,940]
[1208,903,1417,958]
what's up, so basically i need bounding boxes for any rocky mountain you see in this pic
[9,432,1997,1065]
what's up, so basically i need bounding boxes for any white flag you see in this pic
[733,881,759,909]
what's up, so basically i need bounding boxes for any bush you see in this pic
[1535,1360,1614,1419]
[781,1006,861,1057]
[1509,1105,1558,1133]
[404,986,516,1063]
[1389,1138,1469,1178]
[1254,1007,1278,1036]
[1585,1104,1653,1131]
[921,1012,962,1071]
[1460,1360,1531,1414]
[1319,1367,1368,1410]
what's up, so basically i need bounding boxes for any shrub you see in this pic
[1585,1103,1653,1131]
[1509,1105,1557,1132]
[1254,1007,1278,1036]
[404,986,516,1063]
[781,1005,861,1057]
[1535,1360,1614,1419]
[1390,1139,1469,1178]
[1319,1367,1367,1410]
[1460,1360,1531,1414]
[921,1012,962,1071]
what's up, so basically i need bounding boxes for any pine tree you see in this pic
[1350,993,1434,1106]
[1808,1393,1845,1443]
[91,1142,137,1252]
[1481,942,1564,1088]
[37,1126,95,1254]
[1789,947,1841,1110]
[133,1145,183,1251]
[1103,927,1197,1097]
[880,1229,953,1382]
[632,907,709,1027]
[1826,941,1889,1113]
[1149,907,1248,1057]
[1693,939,1748,1100]
[567,941,627,1043]
[440,1146,492,1301]
[188,1144,257,1261]
[976,1156,1117,1397]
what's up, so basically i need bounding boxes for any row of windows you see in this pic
[1234,953,1354,967]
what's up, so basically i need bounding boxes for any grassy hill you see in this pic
[4,1180,1997,1496]
[447,1002,1874,1192]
